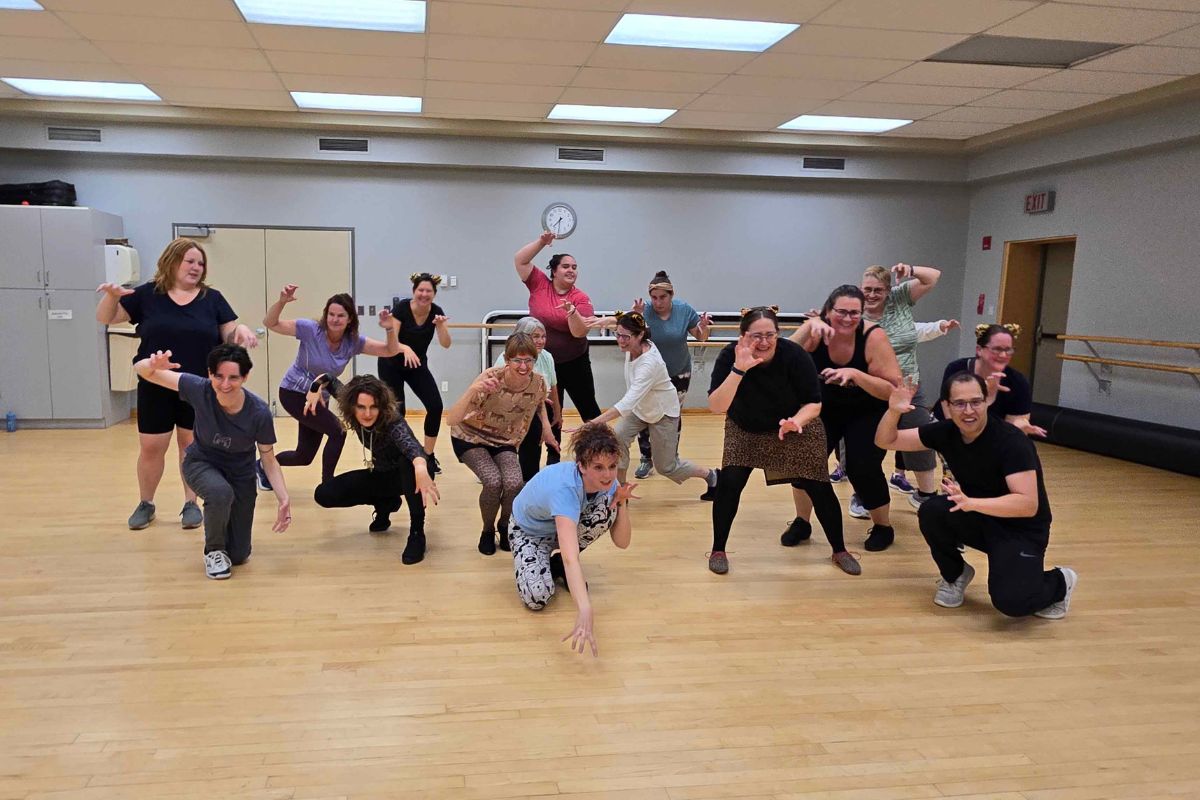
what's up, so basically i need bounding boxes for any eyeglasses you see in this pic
[861,287,886,295]
[508,357,535,366]
[985,346,1015,356]
[947,398,987,411]
[831,308,862,319]
[747,332,777,343]
[615,333,634,342]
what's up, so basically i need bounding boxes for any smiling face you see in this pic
[208,359,247,398]
[828,295,864,336]
[353,391,379,429]
[412,279,436,306]
[579,453,619,493]
[943,378,989,439]
[861,274,887,315]
[505,353,535,378]
[977,331,1014,372]
[325,302,349,337]
[616,322,645,355]
[743,317,778,362]
[174,247,206,289]
[552,256,578,289]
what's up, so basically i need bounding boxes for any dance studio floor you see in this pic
[2,414,1199,799]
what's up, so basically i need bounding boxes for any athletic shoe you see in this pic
[780,517,812,547]
[707,551,729,575]
[425,451,442,477]
[1034,567,1078,620]
[255,460,272,492]
[832,551,862,576]
[934,562,976,608]
[864,524,895,552]
[848,494,870,519]
[369,509,392,533]
[127,500,156,530]
[497,521,511,552]
[909,491,934,511]
[180,501,203,530]
[888,472,916,494]
[634,457,654,480]
[699,469,719,502]
[401,530,426,565]
[829,465,847,483]
[204,550,232,580]
[478,530,496,556]
[549,552,586,593]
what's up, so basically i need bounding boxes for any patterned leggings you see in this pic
[510,497,615,610]
[460,447,524,532]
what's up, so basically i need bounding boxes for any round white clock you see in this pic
[541,202,577,239]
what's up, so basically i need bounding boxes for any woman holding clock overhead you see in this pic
[514,222,601,464]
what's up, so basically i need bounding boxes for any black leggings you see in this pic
[313,466,425,530]
[547,351,602,465]
[712,467,845,554]
[275,387,346,483]
[518,403,552,482]
[378,359,443,441]
[821,405,889,511]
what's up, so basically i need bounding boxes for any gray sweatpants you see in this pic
[182,454,257,563]
[614,412,697,484]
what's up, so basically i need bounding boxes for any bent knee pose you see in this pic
[876,372,1076,619]
[452,333,556,555]
[134,345,290,580]
[378,273,452,473]
[585,312,716,500]
[940,324,1046,438]
[97,237,258,532]
[263,286,401,485]
[313,375,439,565]
[707,307,860,576]
[509,422,635,657]
[790,286,901,552]
[493,317,561,481]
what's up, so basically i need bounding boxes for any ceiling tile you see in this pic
[0,9,83,37]
[56,13,258,47]
[428,3,619,42]
[771,25,967,60]
[248,25,426,58]
[662,109,797,130]
[843,82,997,104]
[737,53,911,81]
[708,74,865,98]
[428,34,588,66]
[93,42,273,71]
[1050,0,1200,11]
[585,44,758,73]
[882,62,1056,88]
[426,80,563,103]
[155,87,295,110]
[1017,69,1184,94]
[39,0,243,20]
[880,119,1008,138]
[1149,23,1200,47]
[266,51,426,79]
[812,0,1037,35]
[624,0,833,22]
[277,74,425,97]
[0,36,114,63]
[927,105,1054,124]
[972,88,1112,110]
[571,67,724,93]
[1075,44,1200,74]
[128,67,285,91]
[423,97,552,121]
[427,60,578,86]
[0,57,135,82]
[556,86,699,107]
[813,99,953,118]
[0,81,23,98]
[687,93,825,113]
[986,4,1200,44]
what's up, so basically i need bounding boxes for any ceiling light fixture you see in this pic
[234,0,426,33]
[548,104,676,124]
[605,13,798,52]
[291,91,421,113]
[2,78,160,101]
[778,114,911,133]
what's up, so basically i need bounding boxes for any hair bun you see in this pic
[975,323,990,337]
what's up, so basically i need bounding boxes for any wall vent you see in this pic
[802,156,846,171]
[319,137,369,153]
[557,146,605,163]
[47,126,102,143]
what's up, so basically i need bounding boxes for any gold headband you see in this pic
[410,272,443,286]
[740,305,780,317]
[613,310,646,327]
[976,322,1021,338]
[648,281,674,293]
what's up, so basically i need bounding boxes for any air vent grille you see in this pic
[557,146,605,163]
[47,126,102,143]
[319,137,369,152]
[802,156,846,171]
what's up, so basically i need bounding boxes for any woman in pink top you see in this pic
[514,232,602,464]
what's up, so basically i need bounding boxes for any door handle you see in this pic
[255,327,267,335]
[36,270,41,284]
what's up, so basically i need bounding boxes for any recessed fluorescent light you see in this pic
[778,115,911,134]
[234,0,425,33]
[0,1,45,9]
[291,91,421,113]
[605,14,798,52]
[548,104,676,124]
[2,78,160,102]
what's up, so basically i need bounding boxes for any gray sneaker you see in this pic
[127,500,156,530]
[634,457,654,480]
[204,550,232,580]
[934,562,976,608]
[180,501,203,529]
[1035,566,1078,620]
[848,494,870,519]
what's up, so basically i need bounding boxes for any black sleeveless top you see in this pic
[810,322,888,412]
[386,298,445,363]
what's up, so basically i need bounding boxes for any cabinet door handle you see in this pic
[45,269,50,284]
[36,270,41,284]
[38,295,43,309]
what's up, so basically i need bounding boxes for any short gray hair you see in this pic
[513,316,546,336]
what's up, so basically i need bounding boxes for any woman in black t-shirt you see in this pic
[940,324,1046,438]
[706,306,861,577]
[378,272,452,473]
[96,237,258,532]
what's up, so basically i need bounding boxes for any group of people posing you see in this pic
[95,232,1077,656]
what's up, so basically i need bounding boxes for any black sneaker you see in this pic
[401,530,426,565]
[369,509,392,533]
[549,552,585,593]
[699,468,719,502]
[497,521,511,552]
[780,516,812,546]
[425,450,441,476]
[864,524,895,552]
[255,459,272,492]
[478,530,496,556]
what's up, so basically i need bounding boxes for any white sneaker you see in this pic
[934,562,975,608]
[848,494,870,519]
[1035,566,1078,619]
[204,550,232,580]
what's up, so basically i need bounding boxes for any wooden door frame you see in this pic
[997,234,1076,379]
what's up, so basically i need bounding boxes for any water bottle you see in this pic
[5,412,15,433]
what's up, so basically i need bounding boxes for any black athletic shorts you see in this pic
[136,378,196,434]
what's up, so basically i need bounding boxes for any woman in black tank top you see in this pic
[789,285,903,552]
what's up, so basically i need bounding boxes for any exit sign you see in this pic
[1024,190,1055,214]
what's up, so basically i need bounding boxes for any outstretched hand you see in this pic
[273,499,292,533]
[889,376,917,414]
[614,482,640,505]
[631,297,646,316]
[377,307,394,328]
[821,367,857,387]
[777,417,802,441]
[562,607,598,657]
[940,319,960,333]
[147,349,181,372]
[539,231,556,247]
[733,335,763,372]
[279,283,299,304]
[891,262,914,281]
[97,282,134,299]
[942,478,973,512]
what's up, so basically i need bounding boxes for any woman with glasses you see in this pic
[448,332,555,555]
[708,307,861,576]
[940,324,1046,437]
[493,316,562,480]
[514,233,602,462]
[788,286,903,552]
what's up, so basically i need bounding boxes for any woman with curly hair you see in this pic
[939,324,1045,437]
[312,374,440,565]
[509,422,636,657]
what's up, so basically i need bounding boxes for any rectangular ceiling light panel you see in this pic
[605,14,798,52]
[292,91,421,113]
[779,114,911,133]
[0,1,45,9]
[548,104,676,124]
[2,78,160,101]
[235,0,426,33]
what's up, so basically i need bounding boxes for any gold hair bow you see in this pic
[613,310,645,326]
[976,322,1022,338]
[409,272,443,286]
[740,305,780,316]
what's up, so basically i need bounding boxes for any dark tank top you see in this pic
[810,322,888,413]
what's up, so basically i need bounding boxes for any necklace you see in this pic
[362,427,374,471]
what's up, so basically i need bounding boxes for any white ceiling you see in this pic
[2,0,1200,144]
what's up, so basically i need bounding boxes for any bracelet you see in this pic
[730,366,746,377]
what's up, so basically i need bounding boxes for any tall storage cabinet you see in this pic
[0,206,132,428]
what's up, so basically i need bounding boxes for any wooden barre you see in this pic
[1056,353,1200,376]
[1058,334,1200,350]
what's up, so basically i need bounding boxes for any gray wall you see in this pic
[0,150,968,409]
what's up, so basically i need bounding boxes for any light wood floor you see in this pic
[2,414,1199,800]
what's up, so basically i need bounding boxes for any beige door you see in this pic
[1031,241,1075,405]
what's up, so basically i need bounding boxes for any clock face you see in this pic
[542,203,577,239]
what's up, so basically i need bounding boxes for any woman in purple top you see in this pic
[262,284,403,486]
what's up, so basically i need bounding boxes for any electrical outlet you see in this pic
[449,275,458,288]
[440,380,448,392]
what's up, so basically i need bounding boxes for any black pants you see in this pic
[713,466,845,553]
[821,404,889,511]
[918,495,1065,617]
[378,359,443,440]
[518,403,552,482]
[276,387,346,483]
[314,465,425,530]
[547,351,602,465]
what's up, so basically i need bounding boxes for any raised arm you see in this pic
[95,283,132,324]
[514,231,556,283]
[263,284,299,337]
[433,313,452,348]
[133,350,183,393]
[360,307,402,357]
[876,379,927,451]
[219,320,259,349]
[689,311,712,342]
[787,317,832,351]
[892,262,941,304]
[708,338,758,413]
